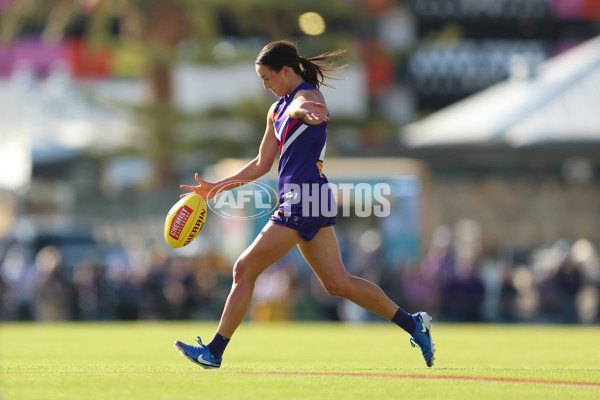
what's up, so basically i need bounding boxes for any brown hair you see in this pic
[255,40,346,89]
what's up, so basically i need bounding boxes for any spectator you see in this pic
[30,246,75,321]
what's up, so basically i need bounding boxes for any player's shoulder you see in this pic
[269,100,284,117]
[294,88,325,104]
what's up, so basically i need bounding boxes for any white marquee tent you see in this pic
[402,35,600,148]
[0,63,140,191]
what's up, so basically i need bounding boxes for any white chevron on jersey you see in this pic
[280,124,308,156]
[274,116,289,142]
[318,142,327,162]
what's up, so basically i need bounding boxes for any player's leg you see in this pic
[297,226,435,367]
[215,222,301,338]
[175,222,301,368]
[296,226,398,319]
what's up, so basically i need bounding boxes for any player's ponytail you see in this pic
[256,40,346,89]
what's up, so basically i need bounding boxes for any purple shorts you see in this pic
[269,209,336,241]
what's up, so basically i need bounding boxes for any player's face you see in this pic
[256,64,288,97]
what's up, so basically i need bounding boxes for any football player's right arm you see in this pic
[180,103,279,200]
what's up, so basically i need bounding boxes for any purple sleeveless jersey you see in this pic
[272,82,336,218]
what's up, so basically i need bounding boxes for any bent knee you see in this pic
[322,276,352,298]
[232,256,261,284]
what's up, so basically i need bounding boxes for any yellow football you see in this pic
[164,194,207,248]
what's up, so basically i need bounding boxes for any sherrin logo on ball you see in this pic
[164,194,207,248]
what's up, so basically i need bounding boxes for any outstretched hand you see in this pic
[296,100,329,124]
[180,173,217,200]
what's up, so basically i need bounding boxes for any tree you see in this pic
[1,0,360,185]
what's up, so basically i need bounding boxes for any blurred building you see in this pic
[405,0,600,112]
[401,35,600,253]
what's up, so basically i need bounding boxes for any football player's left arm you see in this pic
[288,89,329,125]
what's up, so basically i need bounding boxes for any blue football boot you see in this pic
[174,336,222,369]
[410,312,436,367]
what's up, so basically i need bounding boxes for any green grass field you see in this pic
[1,321,598,400]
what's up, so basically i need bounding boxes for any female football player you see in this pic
[174,40,435,368]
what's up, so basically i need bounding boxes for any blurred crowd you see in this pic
[1,223,599,325]
[397,226,600,325]
[0,237,233,322]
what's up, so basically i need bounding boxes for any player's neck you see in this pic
[286,75,305,97]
